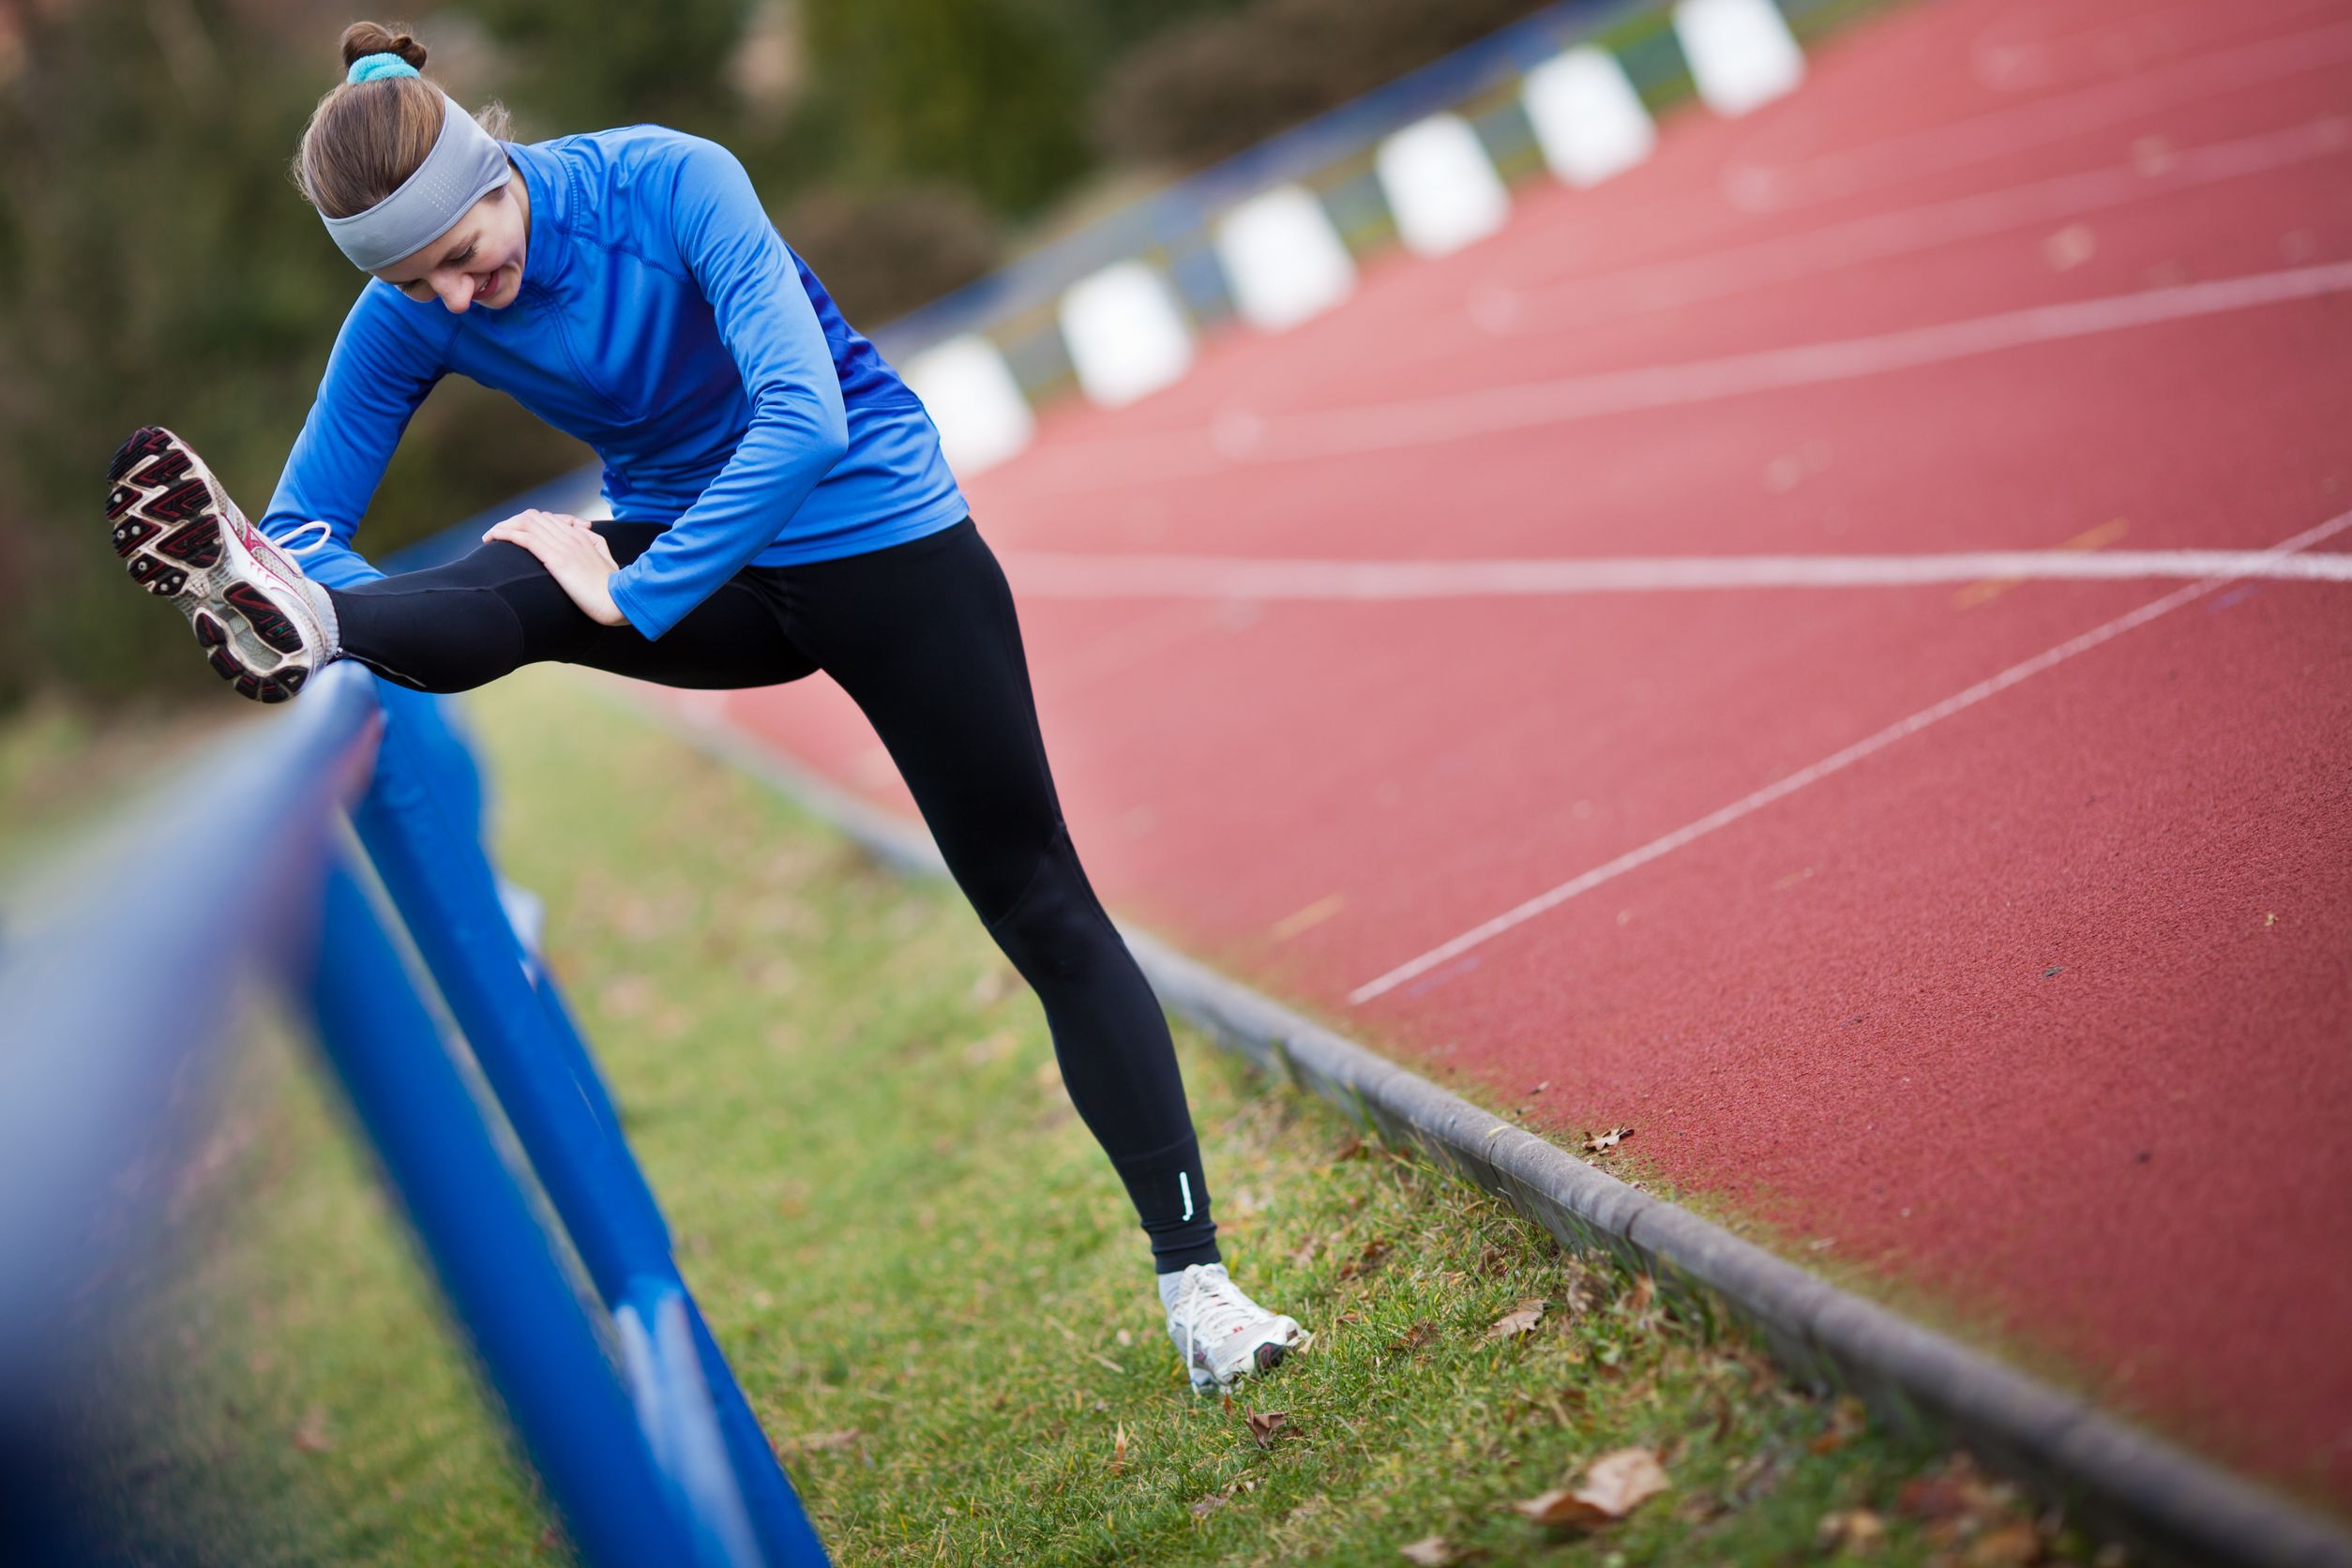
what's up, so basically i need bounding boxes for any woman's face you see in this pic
[372,173,530,313]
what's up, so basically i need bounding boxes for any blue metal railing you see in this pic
[0,662,829,1566]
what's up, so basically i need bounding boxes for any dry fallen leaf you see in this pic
[1964,1521,2044,1566]
[291,1407,334,1454]
[779,1428,861,1455]
[1110,1422,1127,1476]
[1623,1274,1656,1319]
[1582,1126,1635,1154]
[1810,1396,1869,1455]
[961,1029,1017,1066]
[1388,1320,1439,1354]
[1399,1535,1462,1565]
[1245,1410,1290,1448]
[1191,1475,1260,1517]
[1896,1469,1981,1524]
[598,972,656,1018]
[1579,1447,1670,1515]
[1513,1488,1601,1528]
[1895,1451,2020,1546]
[1484,1296,1547,1343]
[1513,1447,1670,1527]
[1722,1449,1784,1506]
[1817,1508,1887,1555]
[1339,1237,1395,1281]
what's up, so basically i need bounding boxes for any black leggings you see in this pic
[329,518,1220,1273]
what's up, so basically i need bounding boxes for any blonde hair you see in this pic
[292,22,514,219]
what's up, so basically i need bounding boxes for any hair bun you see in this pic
[339,21,429,73]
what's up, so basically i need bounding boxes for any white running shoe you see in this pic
[105,425,339,704]
[1163,1262,1311,1394]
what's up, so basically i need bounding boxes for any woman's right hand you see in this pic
[481,508,629,626]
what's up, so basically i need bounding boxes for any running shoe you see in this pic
[1163,1262,1311,1394]
[105,426,339,703]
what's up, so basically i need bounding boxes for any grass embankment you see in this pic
[28,671,2076,1565]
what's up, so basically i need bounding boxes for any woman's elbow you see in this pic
[752,386,850,469]
[815,402,850,465]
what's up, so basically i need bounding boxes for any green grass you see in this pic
[23,671,2076,1565]
[0,694,228,881]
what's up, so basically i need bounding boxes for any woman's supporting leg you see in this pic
[776,520,1222,1273]
[328,522,817,693]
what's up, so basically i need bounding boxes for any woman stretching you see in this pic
[101,22,1306,1395]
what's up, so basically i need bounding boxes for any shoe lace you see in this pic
[1174,1266,1264,1382]
[276,519,334,557]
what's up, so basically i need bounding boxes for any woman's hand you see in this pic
[481,509,629,626]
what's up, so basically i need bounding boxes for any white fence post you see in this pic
[902,334,1035,476]
[1059,261,1196,407]
[1376,113,1512,258]
[1523,46,1657,187]
[1214,185,1357,332]
[1675,0,1806,117]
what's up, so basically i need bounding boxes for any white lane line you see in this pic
[1274,262,2352,460]
[1003,548,2352,600]
[1495,117,2348,325]
[1024,261,2352,490]
[1968,0,2346,94]
[1722,18,2352,211]
[1345,505,2352,1006]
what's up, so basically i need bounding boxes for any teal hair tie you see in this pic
[346,52,420,84]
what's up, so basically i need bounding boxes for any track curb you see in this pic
[595,679,2352,1568]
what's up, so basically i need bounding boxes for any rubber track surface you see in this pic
[696,0,2352,1507]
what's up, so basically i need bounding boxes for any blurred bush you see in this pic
[0,0,589,711]
[1094,0,1568,167]
[792,0,1091,218]
[779,185,1002,325]
[0,0,1550,712]
[471,0,748,142]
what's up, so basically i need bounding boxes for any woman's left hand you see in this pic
[481,509,630,626]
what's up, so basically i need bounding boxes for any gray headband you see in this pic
[322,90,512,272]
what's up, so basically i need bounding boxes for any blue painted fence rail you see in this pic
[0,661,829,1566]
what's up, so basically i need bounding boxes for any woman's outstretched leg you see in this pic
[332,520,818,693]
[106,427,814,700]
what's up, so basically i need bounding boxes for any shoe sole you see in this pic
[108,426,315,704]
[1188,1324,1311,1393]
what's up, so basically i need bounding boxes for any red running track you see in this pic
[681,0,2352,1507]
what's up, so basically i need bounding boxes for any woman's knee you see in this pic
[979,825,1119,986]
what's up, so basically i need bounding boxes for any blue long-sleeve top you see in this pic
[259,126,969,641]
